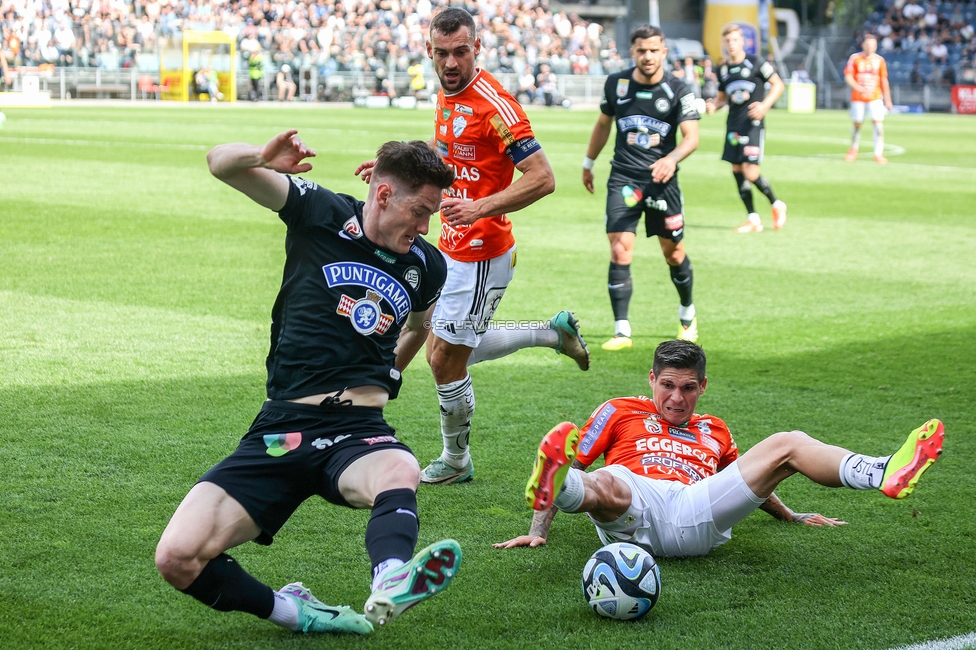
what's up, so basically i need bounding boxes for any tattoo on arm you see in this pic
[529,507,557,538]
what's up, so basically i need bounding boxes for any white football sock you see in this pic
[873,123,884,157]
[268,591,300,630]
[678,304,696,322]
[371,558,405,592]
[851,124,862,149]
[553,468,586,512]
[437,375,474,468]
[614,320,632,338]
[839,453,891,490]
[467,325,558,365]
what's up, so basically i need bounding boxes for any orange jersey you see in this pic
[576,396,738,485]
[845,53,888,103]
[434,69,541,262]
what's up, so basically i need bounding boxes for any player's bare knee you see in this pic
[380,454,421,489]
[592,471,631,512]
[768,429,813,463]
[154,538,200,588]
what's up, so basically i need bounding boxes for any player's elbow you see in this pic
[538,169,556,198]
[206,147,226,179]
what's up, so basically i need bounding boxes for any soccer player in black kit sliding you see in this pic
[706,24,787,233]
[582,25,702,350]
[154,131,460,635]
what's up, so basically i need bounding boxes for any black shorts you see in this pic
[722,123,765,164]
[199,400,412,545]
[605,171,686,242]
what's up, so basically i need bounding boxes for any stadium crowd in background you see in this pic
[0,0,630,81]
[853,0,976,83]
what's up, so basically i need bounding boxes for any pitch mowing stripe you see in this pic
[887,632,976,650]
[0,136,208,149]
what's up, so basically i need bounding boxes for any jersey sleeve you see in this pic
[673,79,701,123]
[843,54,856,77]
[576,400,621,466]
[758,58,777,82]
[713,417,739,470]
[418,244,447,310]
[878,56,888,80]
[600,75,616,116]
[277,176,324,231]
[489,93,542,165]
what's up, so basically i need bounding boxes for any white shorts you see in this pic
[430,245,516,348]
[590,461,765,558]
[850,99,886,123]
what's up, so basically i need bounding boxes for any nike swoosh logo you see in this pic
[672,228,684,236]
[338,231,353,240]
[608,283,626,289]
[618,97,633,104]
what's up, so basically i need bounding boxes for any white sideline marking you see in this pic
[887,632,976,650]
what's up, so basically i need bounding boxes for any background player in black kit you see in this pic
[706,24,787,233]
[582,25,701,349]
[155,131,460,635]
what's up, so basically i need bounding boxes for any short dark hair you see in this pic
[652,340,707,382]
[430,7,476,38]
[630,24,665,44]
[372,140,455,192]
[862,32,878,41]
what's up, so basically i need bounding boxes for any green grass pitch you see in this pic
[0,103,974,650]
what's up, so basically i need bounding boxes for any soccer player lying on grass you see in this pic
[155,131,461,635]
[495,339,944,557]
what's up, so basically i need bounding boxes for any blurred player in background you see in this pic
[497,339,945,558]
[357,7,589,487]
[582,25,701,350]
[156,133,461,634]
[706,24,787,234]
[844,34,893,164]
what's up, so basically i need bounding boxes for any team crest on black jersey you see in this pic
[323,262,413,336]
[616,79,630,97]
[337,290,394,336]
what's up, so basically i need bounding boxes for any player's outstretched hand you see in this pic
[441,197,482,227]
[791,512,847,527]
[261,129,315,174]
[582,168,595,194]
[704,98,716,114]
[492,535,547,549]
[354,158,376,183]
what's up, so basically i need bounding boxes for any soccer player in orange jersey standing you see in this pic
[844,33,894,164]
[357,8,590,485]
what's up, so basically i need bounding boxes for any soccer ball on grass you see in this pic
[582,542,661,620]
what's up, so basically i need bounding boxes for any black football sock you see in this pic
[366,488,420,579]
[754,176,778,204]
[608,262,633,322]
[180,553,275,618]
[669,257,694,322]
[734,171,755,213]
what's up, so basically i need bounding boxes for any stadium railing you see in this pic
[20,66,966,112]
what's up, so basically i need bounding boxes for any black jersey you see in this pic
[717,55,777,133]
[601,68,700,176]
[267,177,446,401]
